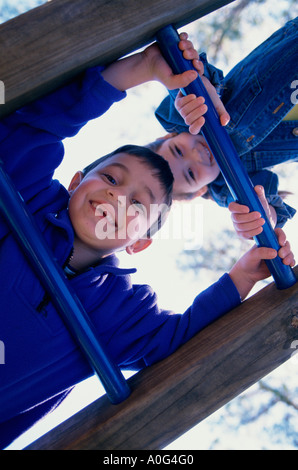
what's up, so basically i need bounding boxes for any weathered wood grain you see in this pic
[0,0,234,117]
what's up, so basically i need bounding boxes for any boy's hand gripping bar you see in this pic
[156,25,297,290]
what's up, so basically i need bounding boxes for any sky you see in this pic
[3,0,298,450]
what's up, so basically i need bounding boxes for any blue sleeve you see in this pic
[0,67,126,201]
[0,268,240,428]
[208,169,296,229]
[110,273,241,369]
[199,52,225,94]
[249,170,296,228]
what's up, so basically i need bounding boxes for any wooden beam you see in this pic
[27,267,298,450]
[0,0,235,117]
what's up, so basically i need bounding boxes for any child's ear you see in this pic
[68,171,84,194]
[126,238,152,255]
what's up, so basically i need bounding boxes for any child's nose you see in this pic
[106,187,126,206]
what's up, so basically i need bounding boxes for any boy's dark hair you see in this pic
[82,144,174,238]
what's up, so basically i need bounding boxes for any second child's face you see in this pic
[68,153,167,258]
[158,132,220,198]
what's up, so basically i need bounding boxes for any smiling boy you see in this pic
[67,147,172,270]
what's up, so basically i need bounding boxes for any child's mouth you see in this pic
[89,201,117,227]
[202,145,214,164]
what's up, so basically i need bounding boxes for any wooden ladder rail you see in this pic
[0,0,235,117]
[27,268,298,449]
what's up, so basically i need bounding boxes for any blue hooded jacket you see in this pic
[0,66,241,440]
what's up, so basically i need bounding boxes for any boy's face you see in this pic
[68,153,167,259]
[158,132,220,198]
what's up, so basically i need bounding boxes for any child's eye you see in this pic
[175,145,183,157]
[132,199,145,211]
[188,168,195,181]
[103,173,116,185]
[132,199,142,206]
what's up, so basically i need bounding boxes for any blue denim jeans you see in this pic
[222,16,298,156]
